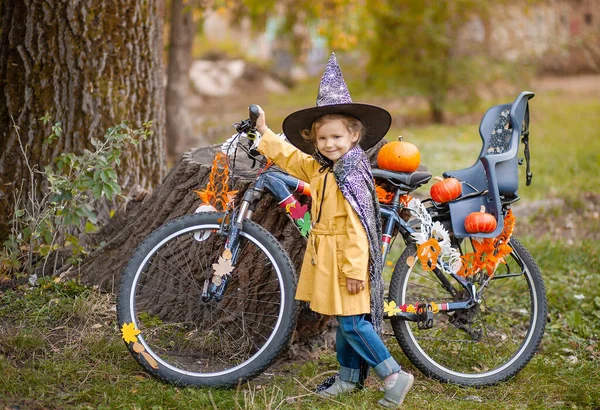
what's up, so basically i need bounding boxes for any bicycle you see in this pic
[117,91,546,388]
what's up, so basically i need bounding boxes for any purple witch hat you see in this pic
[282,53,391,154]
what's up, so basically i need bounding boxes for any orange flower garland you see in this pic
[193,153,238,211]
[457,209,516,278]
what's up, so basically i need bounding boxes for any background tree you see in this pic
[0,0,166,240]
[165,0,202,162]
[363,0,494,123]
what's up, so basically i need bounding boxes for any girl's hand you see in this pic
[255,105,268,135]
[346,278,365,295]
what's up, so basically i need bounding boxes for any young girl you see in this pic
[252,54,413,408]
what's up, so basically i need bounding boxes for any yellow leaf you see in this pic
[222,249,232,260]
[121,322,141,344]
[384,300,396,314]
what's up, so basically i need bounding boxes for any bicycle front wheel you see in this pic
[389,238,547,386]
[117,212,298,387]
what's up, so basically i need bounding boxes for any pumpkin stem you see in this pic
[398,136,403,141]
[479,205,486,213]
[433,176,444,182]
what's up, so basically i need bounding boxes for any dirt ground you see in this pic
[532,74,600,95]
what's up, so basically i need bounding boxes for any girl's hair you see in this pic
[300,114,365,146]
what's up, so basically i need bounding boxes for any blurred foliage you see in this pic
[177,1,552,123]
[362,1,497,122]
[240,0,366,55]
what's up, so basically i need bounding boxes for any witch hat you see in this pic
[282,53,391,154]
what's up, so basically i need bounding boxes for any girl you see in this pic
[252,53,413,408]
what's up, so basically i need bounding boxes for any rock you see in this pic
[189,59,289,98]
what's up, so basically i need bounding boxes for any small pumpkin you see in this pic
[430,176,462,203]
[377,136,420,172]
[465,205,497,234]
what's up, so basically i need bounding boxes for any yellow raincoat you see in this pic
[258,130,370,316]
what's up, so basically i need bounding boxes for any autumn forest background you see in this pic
[0,0,599,408]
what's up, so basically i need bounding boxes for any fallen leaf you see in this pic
[91,323,102,329]
[222,249,232,260]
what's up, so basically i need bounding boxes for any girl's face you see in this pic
[315,119,359,162]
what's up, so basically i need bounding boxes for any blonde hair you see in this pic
[300,114,365,147]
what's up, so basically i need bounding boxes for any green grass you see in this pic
[1,237,598,409]
[1,88,599,408]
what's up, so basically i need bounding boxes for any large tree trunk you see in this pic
[0,0,166,240]
[165,0,200,162]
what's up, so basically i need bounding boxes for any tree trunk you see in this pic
[165,0,199,162]
[0,0,166,240]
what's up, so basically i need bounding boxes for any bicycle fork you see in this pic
[201,180,267,302]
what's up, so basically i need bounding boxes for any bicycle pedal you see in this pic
[416,303,434,329]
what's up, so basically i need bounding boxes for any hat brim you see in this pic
[282,103,392,154]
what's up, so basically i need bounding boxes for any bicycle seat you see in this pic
[443,91,534,238]
[372,168,432,188]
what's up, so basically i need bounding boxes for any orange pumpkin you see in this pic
[430,176,462,203]
[465,205,497,234]
[377,136,420,172]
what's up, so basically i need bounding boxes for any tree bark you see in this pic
[0,0,166,240]
[165,0,199,162]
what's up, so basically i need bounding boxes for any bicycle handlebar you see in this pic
[249,104,260,126]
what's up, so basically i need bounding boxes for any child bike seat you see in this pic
[443,91,534,238]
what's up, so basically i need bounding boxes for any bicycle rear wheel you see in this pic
[117,212,298,387]
[389,238,546,386]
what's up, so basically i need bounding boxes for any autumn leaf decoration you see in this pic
[376,184,394,204]
[296,213,311,237]
[211,250,235,286]
[283,200,311,237]
[457,210,516,278]
[121,322,140,344]
[384,300,439,317]
[288,202,308,220]
[121,322,158,370]
[193,153,238,210]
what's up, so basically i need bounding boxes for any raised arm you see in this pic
[254,105,316,182]
[256,130,316,182]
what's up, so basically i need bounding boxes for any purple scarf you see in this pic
[313,146,385,335]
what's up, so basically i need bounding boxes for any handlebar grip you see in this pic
[249,104,260,126]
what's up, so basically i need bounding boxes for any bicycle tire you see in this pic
[389,238,547,386]
[117,212,298,387]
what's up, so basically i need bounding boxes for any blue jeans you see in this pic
[336,314,401,383]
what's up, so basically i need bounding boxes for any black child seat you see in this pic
[443,91,535,238]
